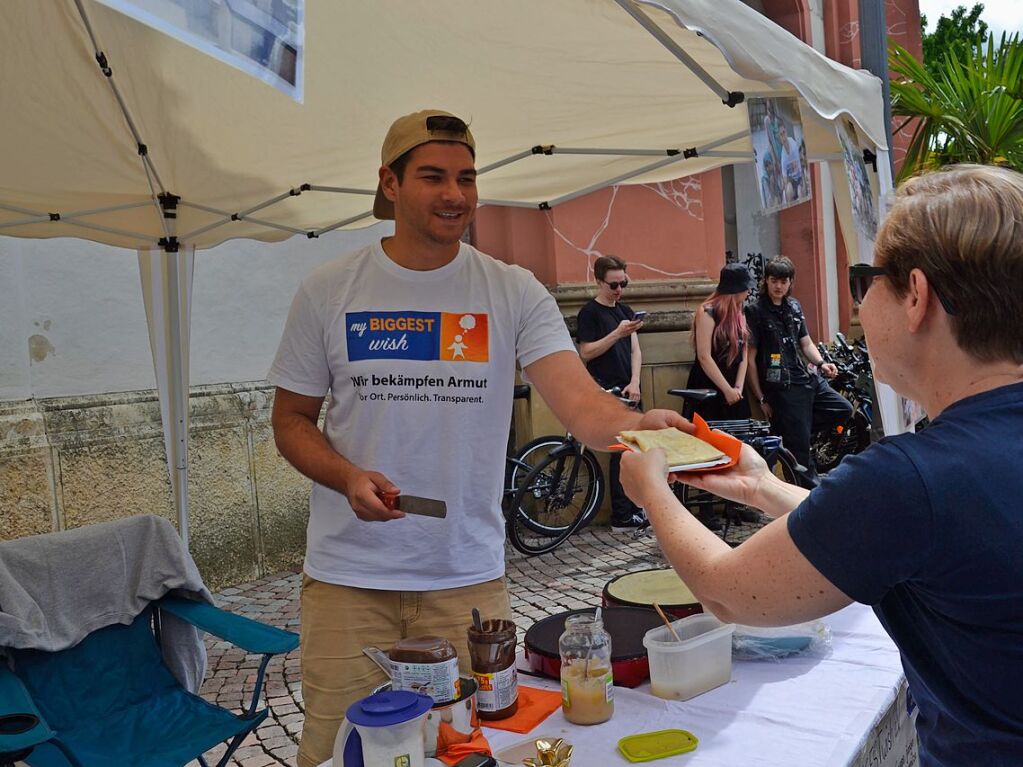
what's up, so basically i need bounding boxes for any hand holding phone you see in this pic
[633,311,648,321]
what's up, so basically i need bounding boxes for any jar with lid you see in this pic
[559,612,614,725]
[467,618,519,719]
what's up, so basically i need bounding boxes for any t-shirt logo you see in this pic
[346,311,489,362]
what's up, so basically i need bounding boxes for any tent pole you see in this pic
[614,0,744,106]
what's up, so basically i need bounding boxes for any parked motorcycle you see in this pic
[812,333,873,473]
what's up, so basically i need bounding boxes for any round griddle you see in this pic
[523,607,663,688]
[602,568,703,620]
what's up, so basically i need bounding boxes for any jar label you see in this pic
[473,665,519,712]
[389,657,460,703]
[604,671,614,703]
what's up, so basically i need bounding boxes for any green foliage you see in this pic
[920,4,988,79]
[889,32,1023,181]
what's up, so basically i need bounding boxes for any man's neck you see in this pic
[381,232,460,271]
[595,295,617,308]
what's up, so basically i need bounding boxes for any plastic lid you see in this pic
[345,690,433,727]
[617,729,699,763]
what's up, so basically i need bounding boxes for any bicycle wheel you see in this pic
[505,436,567,500]
[507,450,603,556]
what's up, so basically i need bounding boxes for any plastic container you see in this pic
[618,729,699,763]
[643,613,735,700]
[559,612,614,725]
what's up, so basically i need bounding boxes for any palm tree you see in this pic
[889,33,1023,181]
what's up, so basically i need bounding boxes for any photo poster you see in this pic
[837,118,879,242]
[97,0,304,101]
[748,97,812,213]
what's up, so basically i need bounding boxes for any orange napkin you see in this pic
[480,685,563,734]
[437,722,493,766]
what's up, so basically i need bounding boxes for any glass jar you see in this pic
[558,612,614,725]
[467,618,519,720]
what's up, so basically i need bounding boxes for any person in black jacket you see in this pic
[576,255,645,529]
[744,256,851,477]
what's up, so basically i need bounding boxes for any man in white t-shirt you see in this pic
[268,109,688,767]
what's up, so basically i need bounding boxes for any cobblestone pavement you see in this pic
[196,518,765,767]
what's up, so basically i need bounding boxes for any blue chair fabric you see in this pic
[0,599,298,767]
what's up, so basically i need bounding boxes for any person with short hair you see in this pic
[268,109,689,767]
[745,255,852,476]
[576,254,645,529]
[621,165,1023,765]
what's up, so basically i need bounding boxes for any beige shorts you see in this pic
[296,574,512,767]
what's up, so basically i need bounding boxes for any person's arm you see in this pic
[735,347,748,394]
[578,319,642,362]
[693,307,739,404]
[800,335,838,378]
[271,387,401,521]
[623,333,642,401]
[524,350,689,450]
[620,447,851,625]
[744,345,772,418]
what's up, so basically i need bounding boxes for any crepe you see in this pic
[619,427,725,467]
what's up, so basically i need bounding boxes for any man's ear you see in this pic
[378,166,399,203]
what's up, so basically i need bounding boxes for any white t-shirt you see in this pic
[268,241,574,590]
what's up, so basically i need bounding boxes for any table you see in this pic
[326,603,919,766]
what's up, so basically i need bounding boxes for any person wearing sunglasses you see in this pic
[621,165,1023,766]
[576,254,647,530]
[744,255,853,479]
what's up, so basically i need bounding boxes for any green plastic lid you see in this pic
[617,729,699,763]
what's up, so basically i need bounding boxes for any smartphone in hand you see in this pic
[633,311,648,321]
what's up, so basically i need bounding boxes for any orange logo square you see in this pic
[439,313,488,362]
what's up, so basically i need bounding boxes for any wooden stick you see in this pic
[653,602,682,642]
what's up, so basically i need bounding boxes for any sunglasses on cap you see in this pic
[603,279,629,290]
[848,263,956,315]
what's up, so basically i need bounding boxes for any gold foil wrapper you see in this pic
[522,737,573,767]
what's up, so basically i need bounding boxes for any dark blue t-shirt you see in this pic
[789,382,1023,766]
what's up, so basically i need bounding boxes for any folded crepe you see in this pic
[619,427,725,467]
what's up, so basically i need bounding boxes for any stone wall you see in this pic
[0,280,714,588]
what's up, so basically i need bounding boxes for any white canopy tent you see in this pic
[0,0,896,546]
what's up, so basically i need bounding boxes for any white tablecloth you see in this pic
[326,603,911,766]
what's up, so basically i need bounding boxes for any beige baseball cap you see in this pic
[373,109,476,220]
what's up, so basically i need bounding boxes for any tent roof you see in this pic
[0,0,885,250]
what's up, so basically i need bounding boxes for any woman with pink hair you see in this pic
[686,263,754,421]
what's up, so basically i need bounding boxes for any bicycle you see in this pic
[654,388,817,544]
[811,333,873,473]
[504,388,635,556]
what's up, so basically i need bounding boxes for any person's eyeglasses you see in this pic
[603,279,629,290]
[848,263,956,315]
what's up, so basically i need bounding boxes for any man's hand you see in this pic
[635,408,694,434]
[342,468,405,522]
[671,443,770,508]
[620,448,670,509]
[760,400,773,419]
[615,318,643,338]
[623,381,641,402]
[820,362,838,379]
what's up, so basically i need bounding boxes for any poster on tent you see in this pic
[96,0,304,101]
[748,97,812,213]
[837,118,879,242]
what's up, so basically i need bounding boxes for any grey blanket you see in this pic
[0,514,213,693]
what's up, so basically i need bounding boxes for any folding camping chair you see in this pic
[0,595,298,767]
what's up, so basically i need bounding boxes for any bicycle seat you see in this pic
[667,388,717,402]
[513,384,531,400]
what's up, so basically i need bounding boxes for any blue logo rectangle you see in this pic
[346,311,441,361]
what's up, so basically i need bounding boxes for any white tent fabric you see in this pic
[0,0,892,543]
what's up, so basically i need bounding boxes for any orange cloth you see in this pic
[480,685,563,734]
[437,723,493,766]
